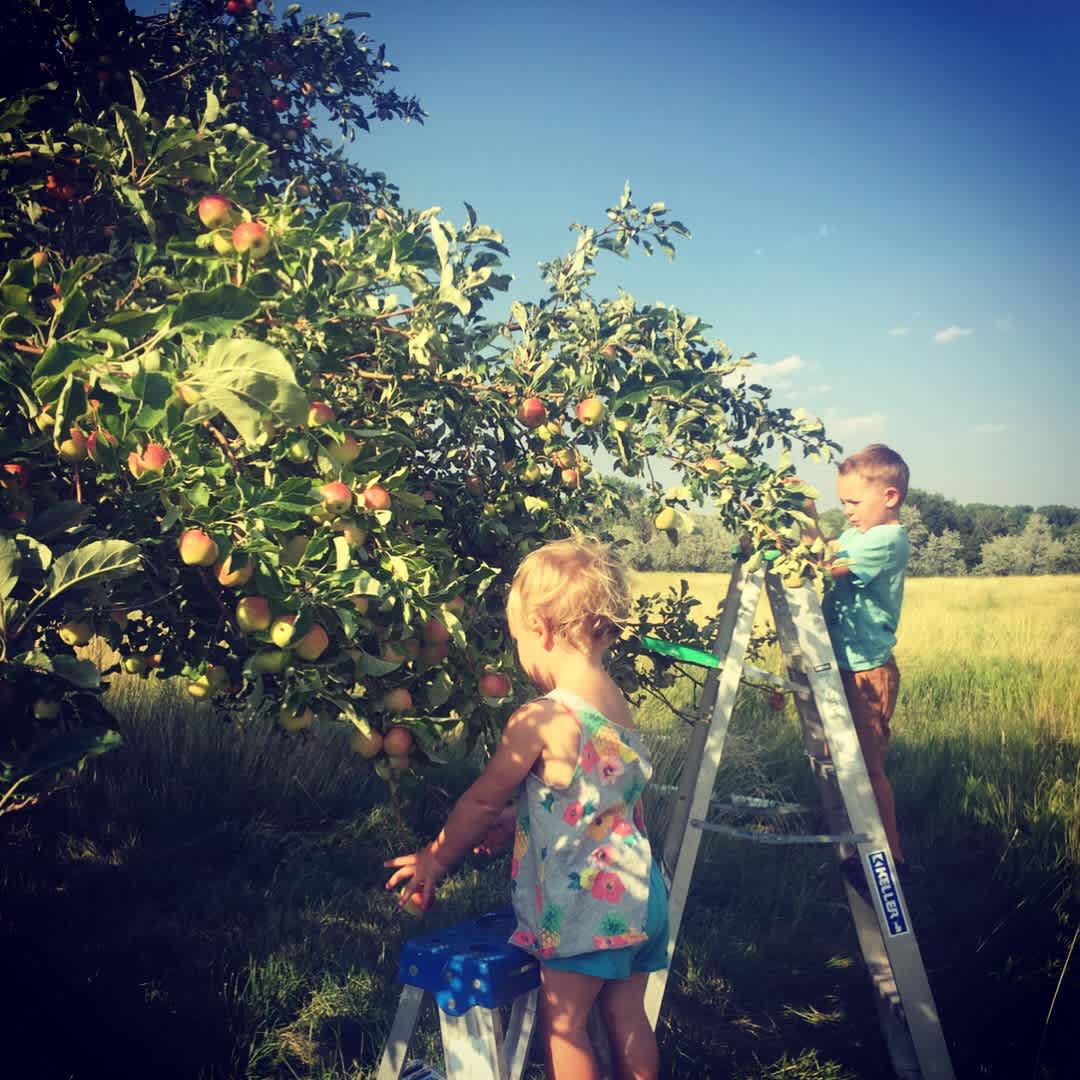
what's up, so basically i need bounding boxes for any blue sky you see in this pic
[149,1,1080,508]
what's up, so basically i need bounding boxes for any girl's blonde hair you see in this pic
[508,538,631,652]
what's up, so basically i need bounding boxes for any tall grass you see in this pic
[1,576,1077,1078]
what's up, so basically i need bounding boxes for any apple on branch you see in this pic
[479,670,512,704]
[215,553,254,588]
[235,595,272,633]
[516,397,547,429]
[231,220,270,258]
[363,484,391,511]
[575,397,606,426]
[320,481,354,515]
[307,401,335,427]
[178,529,219,567]
[197,194,233,229]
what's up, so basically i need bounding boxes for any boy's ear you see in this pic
[883,486,901,509]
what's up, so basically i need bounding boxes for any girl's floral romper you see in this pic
[509,688,655,960]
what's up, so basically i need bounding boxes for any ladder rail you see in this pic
[645,562,762,1025]
[767,575,955,1080]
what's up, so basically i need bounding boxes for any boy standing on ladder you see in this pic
[809,444,912,878]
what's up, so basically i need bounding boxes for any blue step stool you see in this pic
[377,908,541,1080]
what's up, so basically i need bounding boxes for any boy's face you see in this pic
[836,471,901,533]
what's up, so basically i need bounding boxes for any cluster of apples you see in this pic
[197,194,270,258]
[514,395,608,489]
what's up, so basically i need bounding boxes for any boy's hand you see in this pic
[384,847,449,910]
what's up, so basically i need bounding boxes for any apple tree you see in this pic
[0,0,836,810]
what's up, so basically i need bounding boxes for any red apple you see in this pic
[294,623,329,661]
[422,616,450,644]
[235,595,271,633]
[197,194,232,228]
[140,442,170,473]
[768,690,786,711]
[575,397,606,426]
[307,401,335,426]
[320,480,353,514]
[384,691,413,716]
[517,397,547,428]
[363,484,391,511]
[326,433,360,465]
[178,529,219,566]
[231,220,270,258]
[384,724,414,753]
[349,728,383,758]
[479,670,512,702]
[560,468,581,489]
[270,95,289,113]
[215,553,254,588]
[57,427,87,463]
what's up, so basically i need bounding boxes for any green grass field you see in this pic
[2,575,1078,1078]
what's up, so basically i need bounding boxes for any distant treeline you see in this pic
[601,480,1080,577]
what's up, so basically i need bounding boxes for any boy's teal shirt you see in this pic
[823,523,909,672]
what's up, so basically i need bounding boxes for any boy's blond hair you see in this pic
[838,444,909,503]
[508,538,631,652]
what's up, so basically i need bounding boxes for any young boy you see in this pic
[818,444,911,870]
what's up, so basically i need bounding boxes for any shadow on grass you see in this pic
[1,683,1077,1079]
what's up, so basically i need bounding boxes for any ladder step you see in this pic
[401,1062,445,1080]
[690,818,869,846]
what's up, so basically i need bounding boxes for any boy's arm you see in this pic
[800,499,851,578]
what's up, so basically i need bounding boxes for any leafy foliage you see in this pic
[0,0,837,801]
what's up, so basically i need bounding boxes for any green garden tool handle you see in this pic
[640,635,720,669]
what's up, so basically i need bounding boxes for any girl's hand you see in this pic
[472,813,515,856]
[383,847,448,909]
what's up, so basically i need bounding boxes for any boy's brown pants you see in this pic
[840,657,903,864]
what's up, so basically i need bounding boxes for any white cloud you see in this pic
[818,224,830,239]
[826,411,887,439]
[739,353,804,386]
[887,326,912,337]
[971,423,1011,434]
[934,325,974,344]
[803,383,832,395]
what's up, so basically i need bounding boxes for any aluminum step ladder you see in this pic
[643,558,956,1080]
[376,909,541,1080]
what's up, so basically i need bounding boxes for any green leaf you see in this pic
[132,370,172,430]
[170,284,260,334]
[32,341,91,387]
[356,650,401,676]
[0,535,19,601]
[25,501,88,541]
[182,338,308,445]
[48,654,102,689]
[44,540,141,604]
[130,72,147,116]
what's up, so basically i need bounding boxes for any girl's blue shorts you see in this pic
[542,860,670,980]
